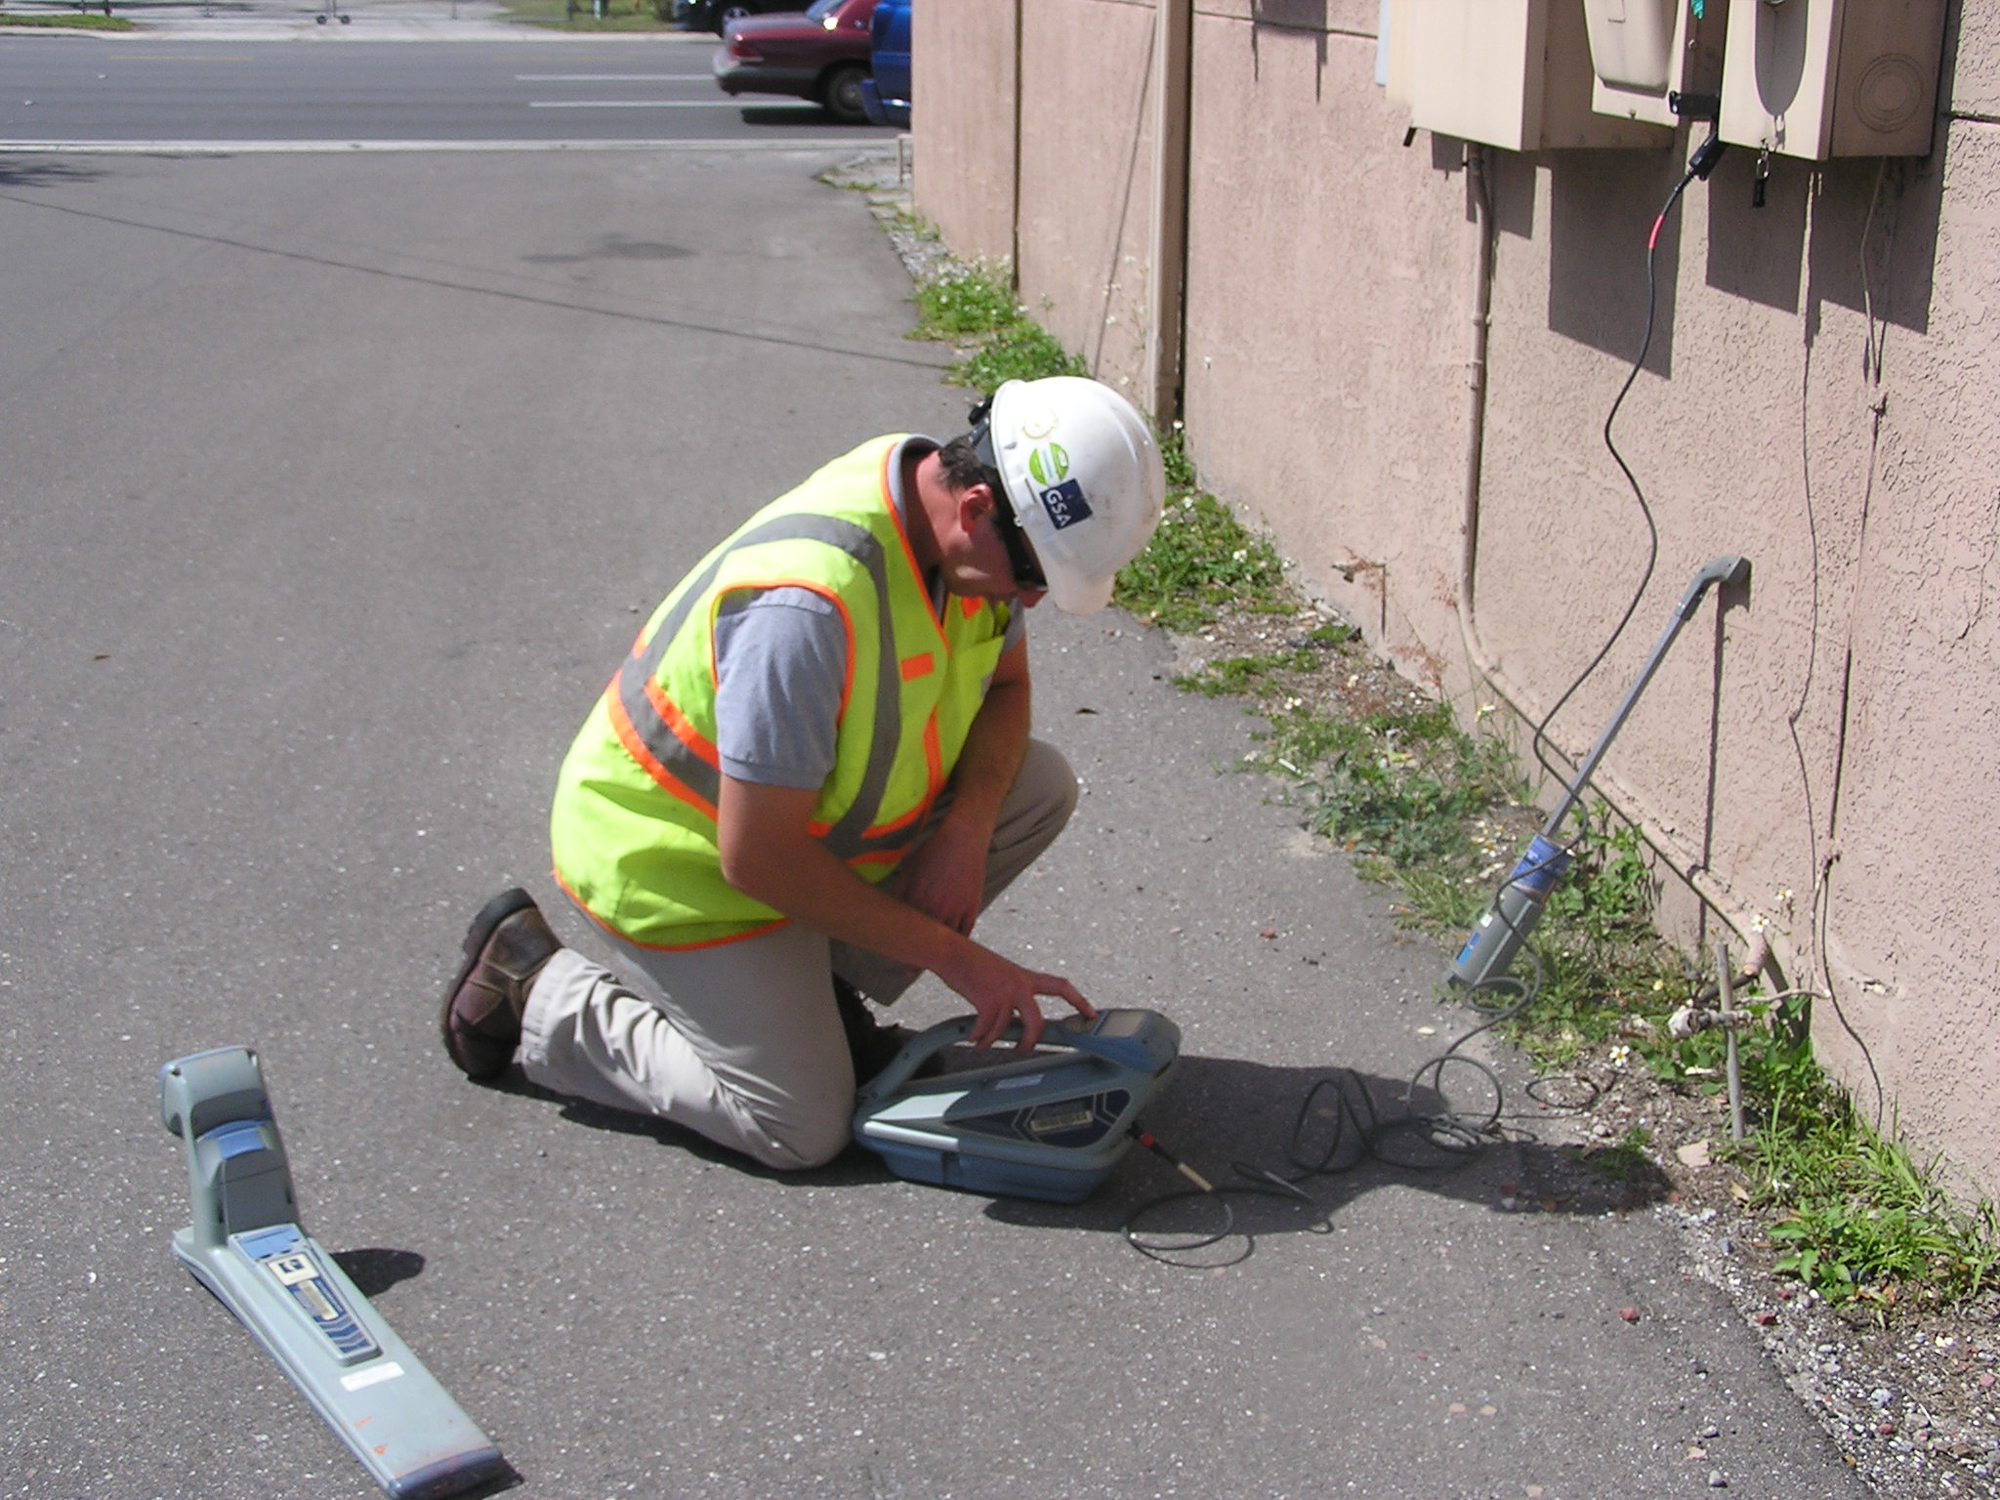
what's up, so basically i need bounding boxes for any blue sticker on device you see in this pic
[1039,479,1092,531]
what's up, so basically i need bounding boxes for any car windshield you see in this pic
[805,0,839,17]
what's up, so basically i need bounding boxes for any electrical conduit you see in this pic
[1452,144,1769,977]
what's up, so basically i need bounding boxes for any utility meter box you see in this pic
[1587,0,1731,127]
[1583,0,1680,91]
[1719,0,1947,159]
[1395,0,1669,150]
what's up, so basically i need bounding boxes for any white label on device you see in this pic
[994,1074,1045,1090]
[341,1362,406,1392]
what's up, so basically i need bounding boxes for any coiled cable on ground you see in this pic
[1123,944,1599,1266]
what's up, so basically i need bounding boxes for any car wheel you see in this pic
[713,2,752,31]
[821,63,869,124]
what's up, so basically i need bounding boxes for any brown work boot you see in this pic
[440,888,561,1082]
[833,976,940,1084]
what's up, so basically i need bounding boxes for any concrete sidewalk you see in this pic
[0,142,1874,1500]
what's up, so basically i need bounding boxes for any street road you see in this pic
[0,115,1870,1500]
[0,32,894,143]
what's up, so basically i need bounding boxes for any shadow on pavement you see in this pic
[488,1047,1671,1258]
[737,104,889,130]
[979,1054,1673,1266]
[331,1245,428,1297]
[490,1069,901,1186]
[0,159,110,189]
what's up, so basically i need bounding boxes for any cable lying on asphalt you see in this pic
[1121,960,1600,1267]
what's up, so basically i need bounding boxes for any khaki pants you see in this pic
[517,739,1077,1170]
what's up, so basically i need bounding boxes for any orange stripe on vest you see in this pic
[643,676,720,768]
[609,690,718,821]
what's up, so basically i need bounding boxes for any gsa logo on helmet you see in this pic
[1038,478,1092,531]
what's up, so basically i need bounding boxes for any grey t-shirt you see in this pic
[712,436,1025,790]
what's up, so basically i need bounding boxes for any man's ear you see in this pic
[956,479,997,530]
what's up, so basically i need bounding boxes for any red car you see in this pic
[712,0,880,125]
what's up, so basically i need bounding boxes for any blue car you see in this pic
[859,0,910,128]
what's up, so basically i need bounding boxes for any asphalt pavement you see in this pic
[6,0,544,42]
[0,14,899,148]
[0,142,1877,1499]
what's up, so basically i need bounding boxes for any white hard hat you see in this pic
[972,377,1166,615]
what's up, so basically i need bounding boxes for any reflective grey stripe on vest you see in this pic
[615,512,910,860]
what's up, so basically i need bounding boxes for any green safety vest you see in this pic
[550,436,1014,949]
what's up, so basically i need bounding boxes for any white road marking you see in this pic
[529,99,817,108]
[513,73,714,82]
[0,138,889,153]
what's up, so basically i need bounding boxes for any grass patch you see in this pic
[1757,1096,2000,1309]
[1262,704,1548,879]
[1115,492,1292,631]
[1633,998,1998,1308]
[1580,1125,1657,1184]
[1497,815,1684,1064]
[0,9,134,26]
[1174,648,1320,697]
[914,266,1019,338]
[960,324,1087,391]
[907,261,1088,392]
[499,0,678,30]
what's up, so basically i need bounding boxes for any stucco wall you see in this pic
[1179,5,1470,694]
[915,0,2000,1198]
[1014,0,1163,386]
[911,0,1018,267]
[1811,115,2000,1163]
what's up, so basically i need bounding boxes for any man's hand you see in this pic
[889,812,988,936]
[718,774,1090,1053]
[935,942,1095,1053]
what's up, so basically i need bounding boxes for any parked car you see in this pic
[674,0,785,32]
[859,0,910,128]
[712,0,880,125]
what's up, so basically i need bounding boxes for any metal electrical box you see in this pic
[1393,0,1670,150]
[1583,0,1681,92]
[1587,0,1732,127]
[1718,0,1947,159]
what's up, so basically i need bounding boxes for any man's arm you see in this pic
[889,633,1031,937]
[714,731,1086,1052]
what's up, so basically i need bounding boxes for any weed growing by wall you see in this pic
[910,262,1086,390]
[1115,493,1292,631]
[1108,422,1997,1313]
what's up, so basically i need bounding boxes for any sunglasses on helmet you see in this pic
[967,395,1048,593]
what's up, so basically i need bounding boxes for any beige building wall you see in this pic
[915,1,2000,1200]
[910,0,1019,266]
